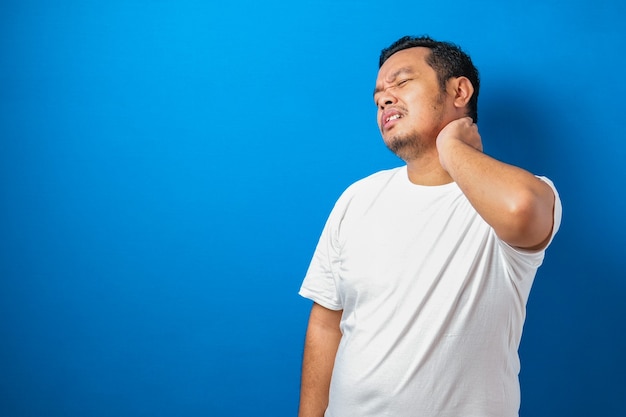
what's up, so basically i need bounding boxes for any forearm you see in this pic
[439,134,555,249]
[299,303,342,417]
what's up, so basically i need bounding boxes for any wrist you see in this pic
[436,135,459,172]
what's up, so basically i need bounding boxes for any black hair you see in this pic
[379,35,480,122]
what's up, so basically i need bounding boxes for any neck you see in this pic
[404,151,453,186]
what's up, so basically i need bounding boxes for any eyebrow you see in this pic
[373,67,416,97]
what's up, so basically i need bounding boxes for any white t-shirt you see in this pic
[299,166,562,417]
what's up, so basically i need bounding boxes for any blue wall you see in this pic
[1,1,625,416]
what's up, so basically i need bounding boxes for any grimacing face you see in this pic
[374,47,456,161]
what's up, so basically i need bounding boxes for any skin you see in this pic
[298,47,556,417]
[298,303,342,417]
[374,47,555,249]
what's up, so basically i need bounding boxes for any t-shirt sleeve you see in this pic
[298,196,347,311]
[539,176,562,248]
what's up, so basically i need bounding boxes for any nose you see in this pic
[376,89,398,110]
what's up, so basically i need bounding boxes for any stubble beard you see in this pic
[384,93,446,162]
[385,132,428,162]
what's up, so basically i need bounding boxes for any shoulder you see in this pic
[341,166,404,198]
[325,166,404,221]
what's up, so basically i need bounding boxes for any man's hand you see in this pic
[437,117,483,172]
[434,116,556,249]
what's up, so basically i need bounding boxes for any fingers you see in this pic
[437,117,482,152]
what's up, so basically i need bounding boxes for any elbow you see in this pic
[500,189,555,249]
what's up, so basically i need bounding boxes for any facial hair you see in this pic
[383,92,446,162]
[385,131,428,162]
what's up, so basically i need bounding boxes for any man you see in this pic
[298,35,562,417]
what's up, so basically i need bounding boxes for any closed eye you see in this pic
[373,78,413,105]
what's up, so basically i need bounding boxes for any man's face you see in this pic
[374,47,453,161]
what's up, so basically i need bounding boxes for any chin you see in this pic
[385,135,424,161]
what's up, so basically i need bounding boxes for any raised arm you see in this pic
[436,117,556,250]
[299,303,343,417]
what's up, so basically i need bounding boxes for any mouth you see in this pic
[386,114,402,123]
[382,110,404,130]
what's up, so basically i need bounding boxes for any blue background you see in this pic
[1,1,625,416]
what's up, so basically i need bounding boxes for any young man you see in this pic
[298,36,562,417]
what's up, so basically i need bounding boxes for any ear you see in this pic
[450,76,474,109]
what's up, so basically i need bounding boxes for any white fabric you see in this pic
[299,166,562,417]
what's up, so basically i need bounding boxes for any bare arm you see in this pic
[437,117,556,250]
[298,302,343,417]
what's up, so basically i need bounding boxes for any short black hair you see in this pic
[379,35,480,122]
